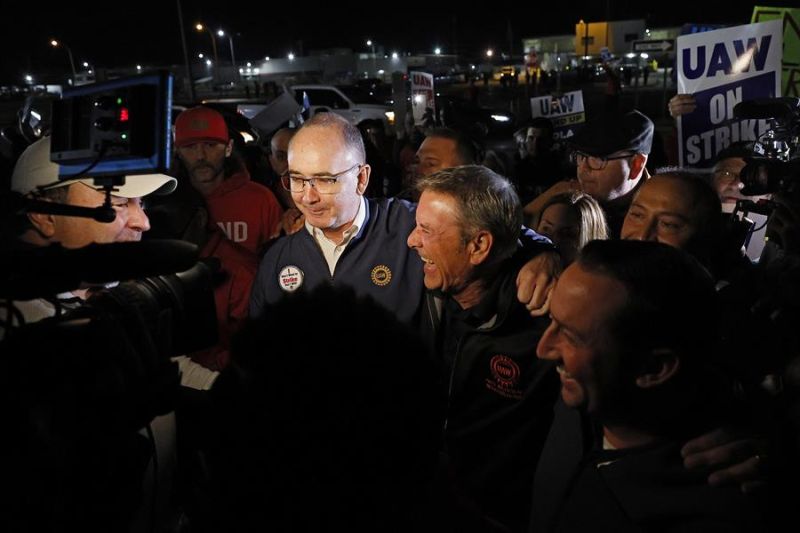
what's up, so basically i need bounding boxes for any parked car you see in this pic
[437,95,516,139]
[291,84,395,134]
[220,85,396,136]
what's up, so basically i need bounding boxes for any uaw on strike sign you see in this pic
[677,20,782,167]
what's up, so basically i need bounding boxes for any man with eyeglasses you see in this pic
[569,110,654,237]
[250,112,426,323]
[524,110,654,238]
[250,112,557,326]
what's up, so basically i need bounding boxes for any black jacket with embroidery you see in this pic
[422,262,559,532]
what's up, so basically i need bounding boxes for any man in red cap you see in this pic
[174,106,282,256]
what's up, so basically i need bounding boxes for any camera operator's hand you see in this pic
[668,94,697,119]
[766,192,800,255]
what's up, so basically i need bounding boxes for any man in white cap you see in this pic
[10,136,176,250]
[4,135,176,325]
[3,135,184,530]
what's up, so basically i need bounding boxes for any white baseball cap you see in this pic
[11,136,177,198]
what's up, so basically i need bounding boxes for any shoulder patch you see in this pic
[370,264,392,286]
[278,265,304,292]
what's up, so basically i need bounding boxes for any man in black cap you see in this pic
[524,110,654,237]
[569,109,653,236]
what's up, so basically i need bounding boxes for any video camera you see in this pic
[733,97,800,200]
[1,71,216,352]
[0,69,218,436]
[0,72,220,528]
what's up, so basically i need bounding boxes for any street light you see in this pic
[195,23,219,64]
[217,29,237,68]
[49,39,77,81]
[81,60,95,77]
[434,47,442,55]
[366,38,376,77]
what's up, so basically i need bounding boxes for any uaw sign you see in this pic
[677,20,782,167]
[410,71,435,126]
[530,90,585,143]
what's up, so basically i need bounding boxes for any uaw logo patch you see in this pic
[370,265,392,286]
[278,265,304,292]
[486,354,523,400]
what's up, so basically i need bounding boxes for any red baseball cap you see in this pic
[174,106,229,147]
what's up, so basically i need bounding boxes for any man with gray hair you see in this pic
[408,165,557,531]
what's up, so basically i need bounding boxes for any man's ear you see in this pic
[635,348,680,388]
[225,139,234,158]
[468,230,493,266]
[27,210,57,239]
[356,164,371,196]
[629,153,648,181]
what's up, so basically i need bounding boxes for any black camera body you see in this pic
[0,74,219,529]
[733,97,800,198]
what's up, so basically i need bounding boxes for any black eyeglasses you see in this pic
[281,163,363,194]
[570,151,635,171]
[712,169,740,183]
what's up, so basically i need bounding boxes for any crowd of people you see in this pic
[0,78,798,532]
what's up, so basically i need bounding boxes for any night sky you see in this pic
[0,0,789,84]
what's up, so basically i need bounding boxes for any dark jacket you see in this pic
[423,263,559,532]
[250,197,424,324]
[531,400,769,533]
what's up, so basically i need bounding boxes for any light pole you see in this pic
[366,39,376,77]
[195,23,219,65]
[217,29,237,68]
[579,19,589,60]
[50,39,77,81]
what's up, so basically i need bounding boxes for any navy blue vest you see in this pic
[250,197,424,324]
